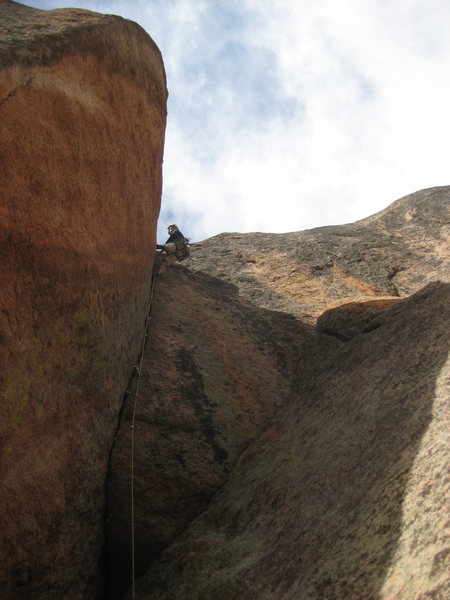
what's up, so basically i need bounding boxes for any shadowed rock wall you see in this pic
[107,269,316,597]
[0,1,167,598]
[130,281,449,600]
[116,189,449,599]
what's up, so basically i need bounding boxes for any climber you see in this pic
[156,224,190,274]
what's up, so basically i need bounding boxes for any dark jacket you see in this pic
[166,229,185,244]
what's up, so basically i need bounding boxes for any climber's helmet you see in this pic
[168,224,179,234]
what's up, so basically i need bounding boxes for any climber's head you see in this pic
[168,224,179,234]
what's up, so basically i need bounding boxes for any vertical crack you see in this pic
[387,266,406,297]
[102,265,157,598]
[102,368,138,599]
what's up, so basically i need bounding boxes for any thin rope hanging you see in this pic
[130,262,158,599]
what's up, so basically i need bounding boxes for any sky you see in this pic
[22,0,450,242]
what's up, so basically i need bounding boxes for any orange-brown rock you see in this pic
[0,1,166,598]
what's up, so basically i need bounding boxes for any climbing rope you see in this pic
[130,260,158,599]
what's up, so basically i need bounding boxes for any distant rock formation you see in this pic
[109,188,449,599]
[0,1,166,598]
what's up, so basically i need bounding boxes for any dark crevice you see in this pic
[102,367,138,599]
[319,328,349,342]
[102,266,158,599]
[363,322,383,333]
[387,266,406,297]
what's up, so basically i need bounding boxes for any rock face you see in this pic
[0,1,167,598]
[107,188,449,599]
[107,270,314,597]
[1,2,449,597]
[132,282,450,600]
[187,186,449,323]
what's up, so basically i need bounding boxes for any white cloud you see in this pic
[22,1,450,242]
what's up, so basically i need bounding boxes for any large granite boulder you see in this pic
[0,1,167,598]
